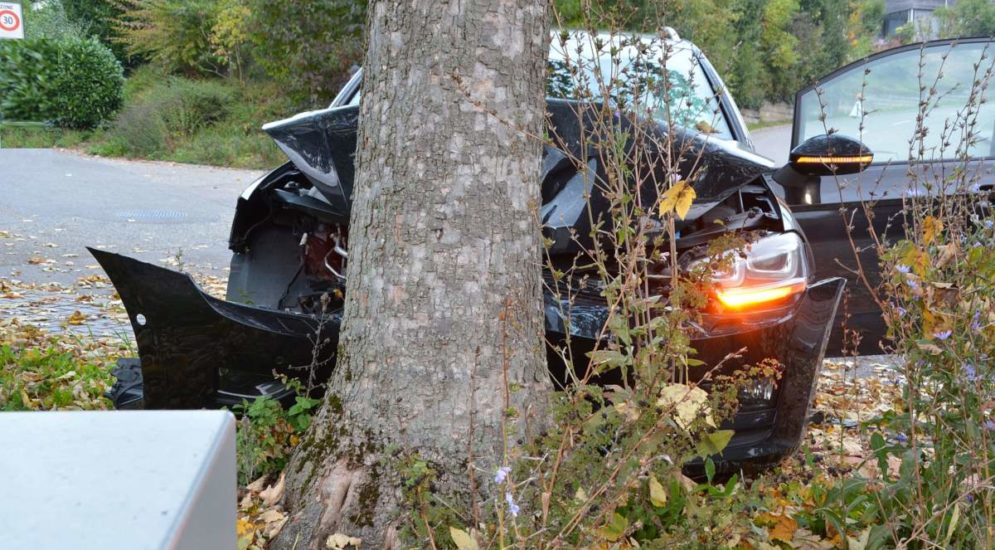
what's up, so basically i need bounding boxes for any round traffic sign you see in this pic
[0,9,20,32]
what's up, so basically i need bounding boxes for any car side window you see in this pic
[796,42,995,163]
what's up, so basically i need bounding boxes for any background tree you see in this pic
[272,0,552,547]
[62,0,128,62]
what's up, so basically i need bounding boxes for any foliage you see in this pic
[96,75,230,155]
[0,37,124,128]
[243,0,366,104]
[90,72,289,167]
[936,0,995,39]
[235,388,320,485]
[0,125,91,148]
[209,0,251,81]
[62,0,128,62]
[551,0,886,109]
[112,0,223,76]
[0,343,114,411]
[22,0,89,41]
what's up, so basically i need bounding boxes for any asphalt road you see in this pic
[750,123,792,165]
[0,149,264,285]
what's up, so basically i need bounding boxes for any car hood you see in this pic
[262,99,776,225]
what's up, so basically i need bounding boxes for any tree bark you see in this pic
[273,0,551,548]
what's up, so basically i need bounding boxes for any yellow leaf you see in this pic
[657,383,713,430]
[449,527,479,550]
[236,518,256,537]
[659,180,697,220]
[768,513,798,543]
[597,512,629,542]
[66,310,87,325]
[922,215,943,245]
[649,474,667,507]
[326,533,362,550]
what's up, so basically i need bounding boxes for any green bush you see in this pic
[95,75,290,167]
[104,76,233,153]
[245,0,366,104]
[0,37,124,128]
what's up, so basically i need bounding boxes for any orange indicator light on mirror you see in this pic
[793,155,873,165]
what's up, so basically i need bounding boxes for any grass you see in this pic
[0,67,296,170]
[0,124,92,149]
[0,339,115,411]
[746,118,792,131]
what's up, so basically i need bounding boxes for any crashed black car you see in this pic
[93,31,868,466]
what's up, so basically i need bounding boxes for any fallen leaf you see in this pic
[657,383,713,430]
[326,533,362,549]
[246,475,267,493]
[260,472,285,506]
[66,311,87,325]
[448,527,479,550]
[649,474,667,507]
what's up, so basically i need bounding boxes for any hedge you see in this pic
[0,37,124,129]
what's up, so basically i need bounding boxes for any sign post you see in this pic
[0,2,20,148]
[0,2,23,40]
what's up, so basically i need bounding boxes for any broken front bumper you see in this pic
[91,248,338,409]
[93,248,843,467]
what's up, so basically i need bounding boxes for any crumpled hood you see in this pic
[262,99,775,231]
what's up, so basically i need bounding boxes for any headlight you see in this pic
[692,232,810,310]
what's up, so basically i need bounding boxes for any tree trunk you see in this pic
[273,1,551,548]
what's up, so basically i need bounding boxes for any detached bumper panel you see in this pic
[90,249,338,409]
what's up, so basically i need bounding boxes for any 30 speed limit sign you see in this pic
[0,3,24,40]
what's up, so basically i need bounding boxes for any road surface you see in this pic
[0,149,263,285]
[750,124,791,165]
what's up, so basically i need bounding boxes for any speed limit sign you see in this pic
[0,2,24,40]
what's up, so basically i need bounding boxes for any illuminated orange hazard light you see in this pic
[715,281,807,310]
[794,155,873,165]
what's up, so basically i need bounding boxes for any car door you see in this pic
[781,38,995,355]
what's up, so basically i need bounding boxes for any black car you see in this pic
[93,31,867,466]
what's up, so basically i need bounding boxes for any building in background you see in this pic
[883,0,951,37]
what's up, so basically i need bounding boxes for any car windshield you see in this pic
[546,33,734,140]
[347,33,734,140]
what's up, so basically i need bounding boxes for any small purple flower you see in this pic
[934,330,952,341]
[985,420,995,432]
[897,306,907,318]
[965,363,978,382]
[505,492,520,517]
[494,466,511,484]
[908,279,919,290]
[984,219,994,230]
[895,432,908,444]
[972,310,983,332]
[896,264,911,274]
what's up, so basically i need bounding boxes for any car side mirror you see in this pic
[788,134,873,176]
[772,134,873,206]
